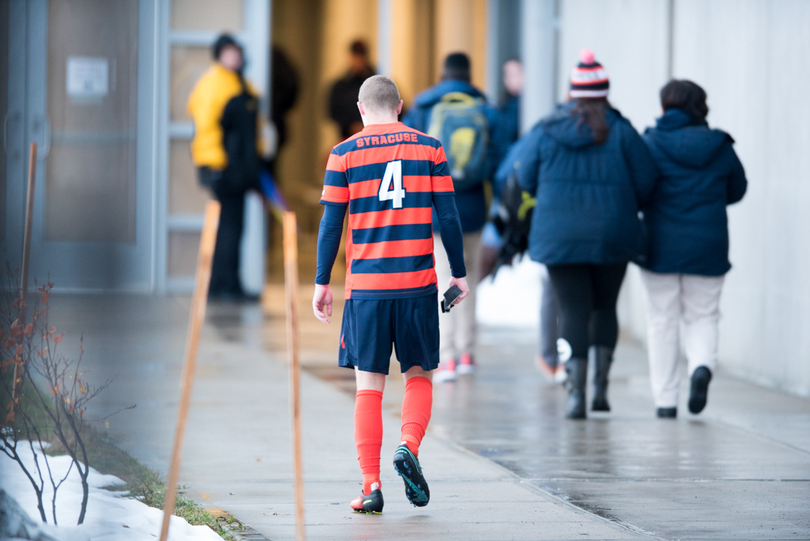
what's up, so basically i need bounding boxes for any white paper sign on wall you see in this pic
[66,57,109,100]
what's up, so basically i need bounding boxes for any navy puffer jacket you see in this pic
[642,109,747,276]
[515,102,657,265]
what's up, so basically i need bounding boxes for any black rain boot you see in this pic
[565,358,588,420]
[591,346,613,412]
[688,366,712,414]
[657,407,677,418]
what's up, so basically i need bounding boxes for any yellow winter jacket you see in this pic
[187,63,258,169]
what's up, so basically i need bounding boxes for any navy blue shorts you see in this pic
[339,293,440,375]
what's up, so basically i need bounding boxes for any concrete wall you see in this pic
[554,0,810,395]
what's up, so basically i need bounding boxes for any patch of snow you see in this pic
[476,257,543,328]
[0,442,223,541]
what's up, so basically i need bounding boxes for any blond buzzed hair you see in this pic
[358,75,401,115]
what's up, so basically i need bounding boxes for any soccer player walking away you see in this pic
[312,75,469,514]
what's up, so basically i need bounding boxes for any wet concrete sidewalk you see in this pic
[38,290,810,540]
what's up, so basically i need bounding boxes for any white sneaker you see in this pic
[433,359,457,382]
[535,356,556,381]
[554,364,567,384]
[456,353,476,375]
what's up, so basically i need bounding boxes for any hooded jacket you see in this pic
[515,102,657,265]
[402,79,500,233]
[187,63,260,193]
[642,109,747,276]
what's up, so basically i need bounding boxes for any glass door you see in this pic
[6,0,156,291]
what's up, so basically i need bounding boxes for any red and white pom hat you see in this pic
[569,48,609,98]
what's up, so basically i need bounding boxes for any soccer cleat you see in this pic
[433,358,457,382]
[457,353,476,375]
[350,487,384,514]
[393,445,430,507]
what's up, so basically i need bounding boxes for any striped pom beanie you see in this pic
[569,48,609,98]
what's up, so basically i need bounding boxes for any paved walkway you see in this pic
[38,288,810,540]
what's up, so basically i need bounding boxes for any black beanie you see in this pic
[212,34,240,60]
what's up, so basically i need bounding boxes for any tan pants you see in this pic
[434,232,481,362]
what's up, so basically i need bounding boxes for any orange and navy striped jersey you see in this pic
[320,122,454,300]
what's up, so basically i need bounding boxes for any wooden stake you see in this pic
[159,200,221,541]
[12,142,37,400]
[283,211,306,541]
[20,142,36,306]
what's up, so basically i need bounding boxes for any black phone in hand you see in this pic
[441,285,463,313]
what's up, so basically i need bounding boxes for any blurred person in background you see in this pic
[403,52,500,382]
[329,39,375,140]
[640,80,747,419]
[536,265,562,382]
[188,34,261,302]
[479,57,524,278]
[481,57,563,383]
[487,135,563,384]
[497,57,523,158]
[515,49,657,419]
[268,45,299,172]
[498,57,563,383]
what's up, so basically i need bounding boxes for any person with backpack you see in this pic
[402,52,500,382]
[641,80,747,418]
[514,49,657,419]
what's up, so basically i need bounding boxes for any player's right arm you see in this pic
[431,145,470,304]
[314,149,350,323]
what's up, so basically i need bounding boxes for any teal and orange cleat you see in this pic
[393,445,429,507]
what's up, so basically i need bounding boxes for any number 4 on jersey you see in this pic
[379,160,406,209]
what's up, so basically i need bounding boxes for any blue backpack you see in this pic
[427,92,490,191]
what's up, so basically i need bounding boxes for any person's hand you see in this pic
[313,284,333,323]
[448,276,470,305]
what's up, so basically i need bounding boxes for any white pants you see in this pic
[434,232,481,362]
[640,270,725,408]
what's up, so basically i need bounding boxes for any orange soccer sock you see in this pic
[354,389,384,494]
[400,376,433,457]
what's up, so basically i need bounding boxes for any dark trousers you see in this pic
[539,267,560,365]
[210,188,246,295]
[546,263,628,359]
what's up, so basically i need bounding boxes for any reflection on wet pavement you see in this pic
[292,311,810,538]
[426,326,810,539]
